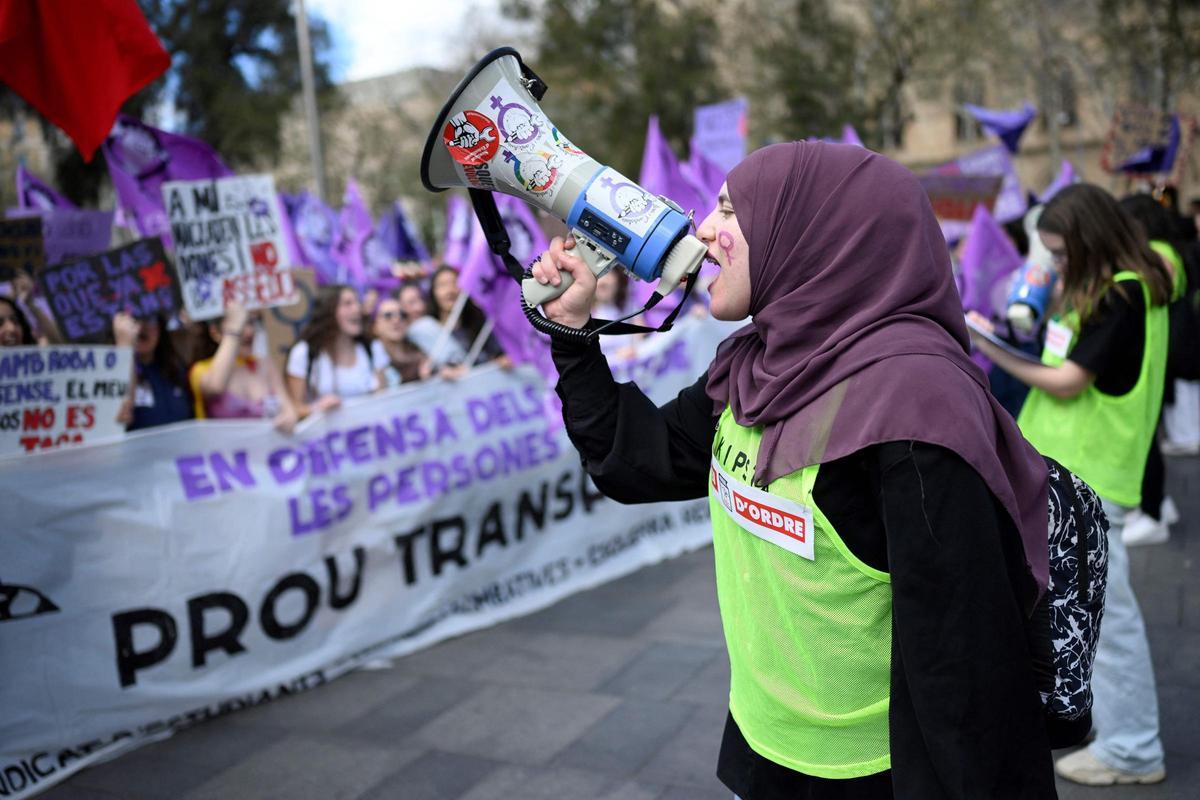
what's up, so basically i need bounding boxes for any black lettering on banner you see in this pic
[259,573,319,639]
[430,517,468,576]
[476,503,507,556]
[187,591,249,669]
[326,547,366,610]
[515,483,548,541]
[112,609,178,688]
[393,527,424,586]
[552,471,575,520]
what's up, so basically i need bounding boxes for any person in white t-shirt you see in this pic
[286,284,379,417]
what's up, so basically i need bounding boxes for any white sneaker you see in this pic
[1160,440,1200,456]
[1161,496,1180,527]
[1123,508,1170,546]
[1055,748,1166,786]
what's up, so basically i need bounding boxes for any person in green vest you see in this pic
[970,183,1172,787]
[533,142,1057,799]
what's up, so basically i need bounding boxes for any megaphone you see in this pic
[420,47,706,333]
[1005,205,1058,333]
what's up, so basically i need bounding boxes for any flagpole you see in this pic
[428,292,469,365]
[294,0,327,203]
[463,318,495,369]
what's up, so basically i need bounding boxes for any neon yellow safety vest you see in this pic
[1149,240,1186,301]
[708,407,892,779]
[1017,271,1167,507]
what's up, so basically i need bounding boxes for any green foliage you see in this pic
[502,0,726,175]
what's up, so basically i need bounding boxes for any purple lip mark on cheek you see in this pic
[717,231,735,262]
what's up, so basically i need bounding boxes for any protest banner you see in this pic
[40,209,115,266]
[262,267,317,374]
[0,344,131,457]
[0,216,45,280]
[932,144,1027,240]
[0,315,732,799]
[918,174,1003,223]
[163,174,295,321]
[38,239,176,342]
[693,97,749,173]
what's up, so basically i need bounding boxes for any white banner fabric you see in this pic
[0,316,735,799]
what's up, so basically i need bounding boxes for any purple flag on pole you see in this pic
[1038,161,1076,203]
[16,164,76,210]
[332,178,373,290]
[442,194,474,268]
[377,200,430,264]
[680,137,726,220]
[841,125,864,147]
[958,204,1023,319]
[282,191,341,285]
[101,114,233,245]
[457,195,557,384]
[693,97,749,173]
[963,102,1037,154]
[1118,114,1181,173]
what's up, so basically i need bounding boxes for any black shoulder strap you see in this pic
[467,188,699,340]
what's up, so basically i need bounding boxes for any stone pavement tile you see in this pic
[669,652,730,707]
[180,735,416,800]
[223,669,422,732]
[599,642,722,700]
[411,684,620,766]
[48,740,230,800]
[636,702,728,791]
[1159,684,1200,758]
[506,579,679,637]
[388,627,515,681]
[139,715,290,768]
[639,596,726,647]
[1148,627,1200,688]
[554,698,694,774]
[331,675,480,744]
[475,631,648,692]
[658,784,732,800]
[356,750,500,800]
[456,765,661,800]
[37,786,128,800]
[1133,582,1184,627]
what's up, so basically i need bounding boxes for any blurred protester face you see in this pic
[432,268,461,318]
[0,297,33,346]
[135,318,161,361]
[373,298,407,344]
[336,288,363,338]
[399,284,427,319]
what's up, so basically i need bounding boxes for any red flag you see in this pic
[0,0,170,161]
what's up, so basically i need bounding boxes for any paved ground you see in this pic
[43,456,1199,800]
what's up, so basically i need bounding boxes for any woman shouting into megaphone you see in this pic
[531,142,1058,799]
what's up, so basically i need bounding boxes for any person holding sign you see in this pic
[970,184,1170,787]
[533,142,1056,798]
[0,296,36,347]
[189,301,299,433]
[285,285,379,417]
[113,312,193,431]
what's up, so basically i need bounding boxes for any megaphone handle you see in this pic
[521,233,616,307]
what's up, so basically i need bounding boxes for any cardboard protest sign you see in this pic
[38,239,177,342]
[41,209,115,265]
[262,267,317,373]
[163,174,295,321]
[919,174,1003,222]
[0,345,131,456]
[0,216,45,280]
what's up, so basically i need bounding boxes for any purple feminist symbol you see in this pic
[599,176,653,221]
[248,197,270,217]
[490,95,541,147]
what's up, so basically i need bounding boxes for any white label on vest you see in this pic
[710,457,815,560]
[1045,319,1073,360]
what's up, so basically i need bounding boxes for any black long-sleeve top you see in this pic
[552,337,1057,800]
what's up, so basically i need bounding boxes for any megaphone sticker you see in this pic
[443,110,499,166]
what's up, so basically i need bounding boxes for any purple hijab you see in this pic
[706,142,1049,604]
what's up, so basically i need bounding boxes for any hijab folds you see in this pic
[705,142,1049,606]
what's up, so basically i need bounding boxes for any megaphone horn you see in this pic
[420,48,706,332]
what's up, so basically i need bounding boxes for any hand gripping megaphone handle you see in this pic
[520,232,618,307]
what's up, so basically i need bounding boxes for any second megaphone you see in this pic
[420,47,706,321]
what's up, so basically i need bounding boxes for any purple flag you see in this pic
[282,191,341,285]
[1038,161,1076,203]
[377,200,430,264]
[841,125,864,147]
[958,204,1023,319]
[101,114,232,245]
[680,138,726,220]
[1118,113,1181,173]
[16,164,76,210]
[332,179,373,290]
[693,97,749,173]
[442,194,474,268]
[457,195,558,384]
[964,102,1037,154]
